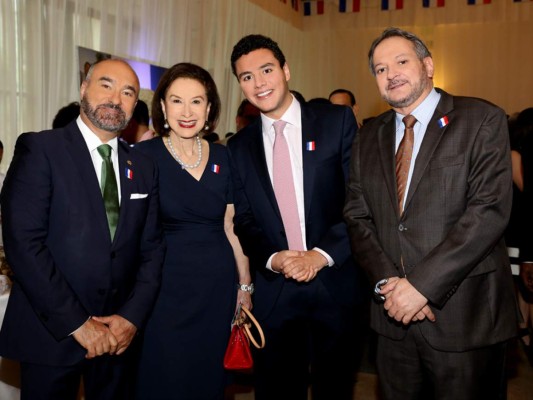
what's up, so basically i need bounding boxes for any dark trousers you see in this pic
[376,326,508,400]
[20,346,139,400]
[253,279,360,400]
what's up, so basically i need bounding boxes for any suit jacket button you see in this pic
[110,251,116,259]
[399,224,405,231]
[40,313,49,322]
[98,288,106,295]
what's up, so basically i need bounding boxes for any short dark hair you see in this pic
[151,63,221,137]
[132,100,150,126]
[368,27,431,76]
[52,102,80,129]
[328,89,356,106]
[231,34,286,78]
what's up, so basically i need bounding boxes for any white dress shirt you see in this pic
[77,116,122,203]
[395,88,441,211]
[261,96,334,270]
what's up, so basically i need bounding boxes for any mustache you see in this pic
[96,103,125,114]
[387,79,407,90]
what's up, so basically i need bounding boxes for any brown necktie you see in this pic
[396,115,417,215]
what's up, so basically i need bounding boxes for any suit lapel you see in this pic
[404,91,454,213]
[377,111,399,217]
[301,106,317,221]
[247,121,283,220]
[115,140,134,244]
[64,123,110,238]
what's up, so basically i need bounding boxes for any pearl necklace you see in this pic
[167,135,202,169]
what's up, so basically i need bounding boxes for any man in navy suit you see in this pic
[227,34,364,400]
[0,59,165,399]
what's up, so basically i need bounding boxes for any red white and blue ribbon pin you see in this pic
[211,164,220,174]
[437,116,449,128]
[125,168,133,180]
[306,141,316,151]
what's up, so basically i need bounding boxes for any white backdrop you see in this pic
[0,0,307,171]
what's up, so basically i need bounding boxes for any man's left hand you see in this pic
[91,315,137,355]
[381,278,435,325]
[278,250,328,282]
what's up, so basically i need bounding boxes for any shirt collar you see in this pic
[395,88,441,128]
[261,94,302,134]
[76,116,119,154]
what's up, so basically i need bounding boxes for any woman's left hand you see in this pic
[237,290,252,311]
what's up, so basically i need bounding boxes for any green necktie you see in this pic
[97,144,119,240]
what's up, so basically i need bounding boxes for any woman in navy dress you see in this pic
[135,63,252,399]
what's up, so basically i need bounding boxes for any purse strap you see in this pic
[241,305,266,349]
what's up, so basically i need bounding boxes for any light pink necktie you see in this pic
[272,120,305,251]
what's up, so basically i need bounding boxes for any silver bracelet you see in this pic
[237,283,255,294]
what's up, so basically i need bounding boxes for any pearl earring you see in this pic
[164,120,169,129]
[204,122,209,131]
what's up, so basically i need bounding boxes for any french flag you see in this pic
[125,168,133,180]
[381,0,403,10]
[437,116,449,128]
[306,141,316,151]
[303,1,324,16]
[422,0,445,7]
[291,0,299,11]
[211,164,221,174]
[339,0,361,12]
[467,0,491,5]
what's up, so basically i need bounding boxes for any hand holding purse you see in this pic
[223,304,265,370]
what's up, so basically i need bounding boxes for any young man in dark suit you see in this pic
[227,34,365,400]
[344,27,519,399]
[0,59,165,399]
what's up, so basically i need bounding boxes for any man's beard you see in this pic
[384,67,431,109]
[81,94,129,132]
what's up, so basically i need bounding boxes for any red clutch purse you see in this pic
[223,304,265,370]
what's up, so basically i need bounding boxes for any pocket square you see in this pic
[130,193,148,199]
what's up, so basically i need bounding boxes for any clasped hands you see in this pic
[378,277,436,325]
[272,250,327,282]
[72,314,137,359]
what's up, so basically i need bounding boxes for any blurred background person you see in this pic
[225,99,260,143]
[329,88,361,128]
[52,101,80,129]
[509,107,533,366]
[120,100,155,144]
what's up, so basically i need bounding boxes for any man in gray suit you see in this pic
[344,27,518,399]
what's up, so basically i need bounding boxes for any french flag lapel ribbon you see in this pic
[467,0,491,5]
[437,116,449,128]
[211,164,220,174]
[125,167,133,180]
[306,141,316,151]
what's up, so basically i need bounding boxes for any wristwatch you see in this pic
[374,278,388,302]
[237,283,255,294]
